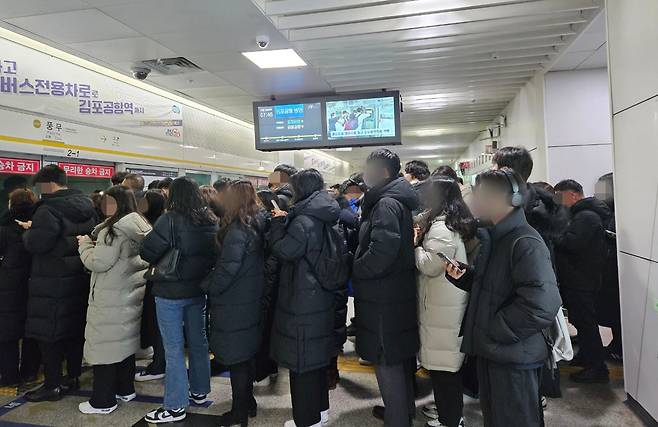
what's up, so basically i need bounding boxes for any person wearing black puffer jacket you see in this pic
[270,169,340,427]
[0,188,40,387]
[203,180,265,427]
[22,165,97,402]
[140,177,218,425]
[446,169,561,427]
[353,149,419,427]
[555,179,612,384]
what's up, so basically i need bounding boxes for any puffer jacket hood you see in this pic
[362,177,418,217]
[291,191,340,224]
[93,212,151,242]
[40,189,97,224]
[571,197,611,220]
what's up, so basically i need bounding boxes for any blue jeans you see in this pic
[155,296,211,409]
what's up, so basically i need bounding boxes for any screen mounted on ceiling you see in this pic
[253,91,401,151]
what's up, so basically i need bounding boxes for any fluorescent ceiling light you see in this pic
[409,144,442,151]
[414,129,446,137]
[416,154,448,159]
[335,147,353,152]
[182,145,199,149]
[242,49,306,69]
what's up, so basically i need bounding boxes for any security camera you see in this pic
[131,67,151,80]
[256,35,270,49]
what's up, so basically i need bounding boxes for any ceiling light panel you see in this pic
[242,48,306,68]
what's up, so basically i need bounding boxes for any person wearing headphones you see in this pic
[445,168,562,427]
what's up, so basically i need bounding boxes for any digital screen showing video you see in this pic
[256,102,323,144]
[326,96,397,140]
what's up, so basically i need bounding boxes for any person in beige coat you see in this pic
[76,185,152,415]
[414,176,476,427]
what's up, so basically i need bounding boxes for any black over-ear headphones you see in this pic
[501,169,524,207]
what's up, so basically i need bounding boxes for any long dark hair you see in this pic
[290,169,324,202]
[97,185,139,244]
[418,176,476,242]
[218,180,261,243]
[167,177,217,226]
[143,189,166,225]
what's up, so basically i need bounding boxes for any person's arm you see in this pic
[556,211,601,254]
[489,237,562,344]
[206,225,248,296]
[23,207,61,254]
[415,222,457,278]
[270,216,308,261]
[353,199,402,279]
[140,214,171,264]
[79,234,121,273]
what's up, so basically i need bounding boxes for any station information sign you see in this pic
[58,162,114,179]
[0,157,40,174]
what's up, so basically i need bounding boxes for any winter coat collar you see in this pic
[290,190,340,224]
[362,177,419,217]
[490,207,527,242]
[94,212,151,242]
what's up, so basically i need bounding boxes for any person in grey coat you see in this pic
[77,186,152,415]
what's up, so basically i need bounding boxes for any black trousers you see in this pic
[90,355,136,409]
[564,289,606,369]
[142,284,165,374]
[229,359,256,419]
[40,338,83,389]
[477,358,544,427]
[254,316,277,382]
[374,358,416,427]
[430,370,463,427]
[0,338,41,385]
[290,367,329,427]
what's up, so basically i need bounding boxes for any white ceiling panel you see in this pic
[147,71,231,90]
[578,44,608,69]
[181,85,249,99]
[6,9,140,43]
[0,0,89,19]
[217,67,332,98]
[67,36,176,62]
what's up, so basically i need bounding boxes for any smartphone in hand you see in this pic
[436,251,460,268]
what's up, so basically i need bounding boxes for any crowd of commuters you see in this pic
[0,145,619,427]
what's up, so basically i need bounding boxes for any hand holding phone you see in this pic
[436,251,459,268]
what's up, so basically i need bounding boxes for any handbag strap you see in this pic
[169,214,177,249]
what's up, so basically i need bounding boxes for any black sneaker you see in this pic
[346,323,357,337]
[25,385,64,402]
[61,377,80,393]
[218,410,248,427]
[135,369,165,382]
[570,367,610,384]
[144,407,186,424]
[189,391,208,405]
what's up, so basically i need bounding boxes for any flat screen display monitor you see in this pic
[254,101,324,150]
[253,91,401,151]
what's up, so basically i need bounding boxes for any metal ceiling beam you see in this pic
[290,13,588,48]
[285,0,599,40]
[332,75,531,91]
[263,0,388,16]
[307,38,566,65]
[276,0,530,29]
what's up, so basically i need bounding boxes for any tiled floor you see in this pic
[0,347,644,427]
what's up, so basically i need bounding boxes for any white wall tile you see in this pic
[636,261,658,421]
[546,144,613,195]
[607,0,658,113]
[544,69,612,147]
[618,253,652,397]
[612,97,658,260]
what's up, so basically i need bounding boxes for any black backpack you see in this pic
[305,222,350,291]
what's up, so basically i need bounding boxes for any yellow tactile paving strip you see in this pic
[337,355,624,380]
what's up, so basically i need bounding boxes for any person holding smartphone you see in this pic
[414,176,475,427]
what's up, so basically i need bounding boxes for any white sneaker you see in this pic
[254,376,271,387]
[78,401,117,415]
[423,403,439,419]
[116,393,136,402]
[189,392,208,405]
[426,417,465,427]
[144,407,186,424]
[134,370,165,382]
[321,409,329,424]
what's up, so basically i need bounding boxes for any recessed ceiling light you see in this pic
[409,144,442,151]
[242,49,307,69]
[414,129,446,137]
[182,144,199,149]
[416,154,448,159]
[335,147,353,151]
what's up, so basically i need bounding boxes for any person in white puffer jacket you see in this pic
[414,176,476,427]
[77,185,152,416]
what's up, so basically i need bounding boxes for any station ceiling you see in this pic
[0,0,603,167]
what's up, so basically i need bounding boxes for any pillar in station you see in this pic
[606,0,658,421]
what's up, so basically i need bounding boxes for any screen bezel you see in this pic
[253,97,327,152]
[253,91,402,151]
